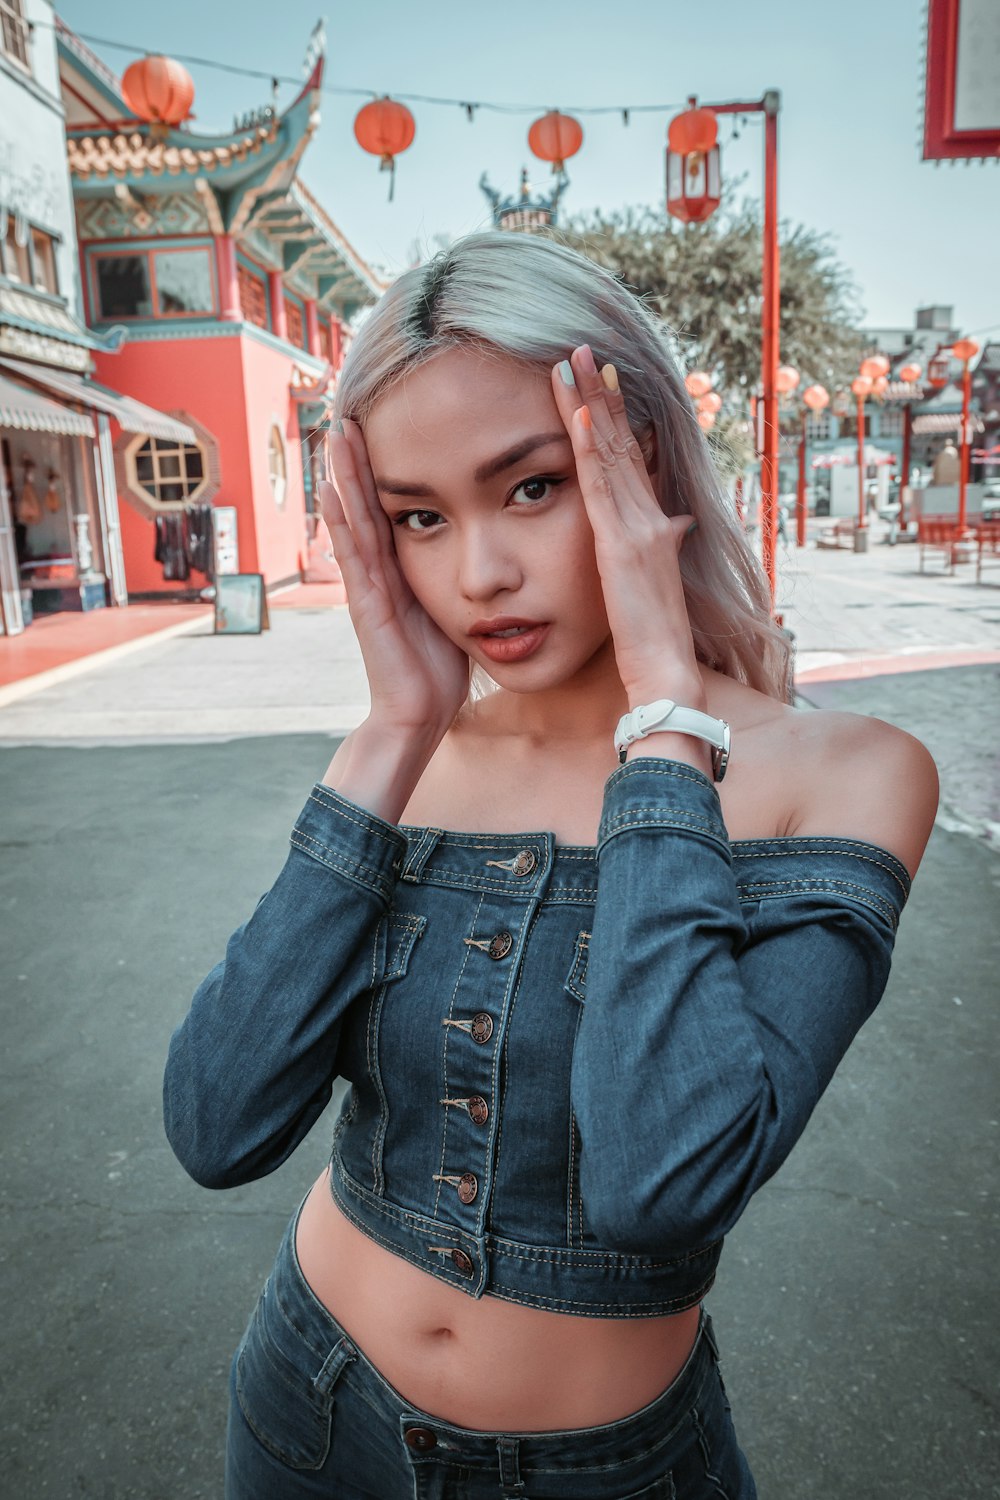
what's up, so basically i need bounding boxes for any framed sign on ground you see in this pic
[214,573,270,635]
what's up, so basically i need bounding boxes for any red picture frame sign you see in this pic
[923,0,1000,161]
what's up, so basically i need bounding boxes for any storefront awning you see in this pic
[0,370,93,436]
[0,358,196,444]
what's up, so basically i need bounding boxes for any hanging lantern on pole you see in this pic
[697,391,722,414]
[666,100,721,224]
[122,54,195,130]
[926,351,951,388]
[697,409,716,432]
[354,96,416,202]
[859,354,890,381]
[898,361,923,385]
[528,111,584,173]
[802,385,830,411]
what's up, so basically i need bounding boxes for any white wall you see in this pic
[0,0,82,318]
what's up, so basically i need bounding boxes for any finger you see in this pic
[340,420,397,555]
[327,431,384,574]
[315,478,378,603]
[326,433,413,616]
[596,364,654,490]
[569,403,625,528]
[568,347,658,521]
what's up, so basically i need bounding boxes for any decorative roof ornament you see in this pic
[478,166,569,232]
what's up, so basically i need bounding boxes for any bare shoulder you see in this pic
[786,709,939,880]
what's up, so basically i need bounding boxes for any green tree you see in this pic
[548,189,865,401]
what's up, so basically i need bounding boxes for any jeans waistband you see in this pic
[268,1198,717,1471]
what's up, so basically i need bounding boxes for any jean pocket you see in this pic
[235,1280,354,1471]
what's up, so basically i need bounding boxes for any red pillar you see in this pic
[216,236,241,322]
[796,410,807,547]
[328,316,343,369]
[857,396,867,528]
[899,403,913,530]
[305,299,322,359]
[759,91,781,612]
[958,363,971,535]
[268,273,288,342]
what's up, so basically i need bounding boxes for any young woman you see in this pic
[164,231,938,1499]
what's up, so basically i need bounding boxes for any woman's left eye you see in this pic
[509,475,564,507]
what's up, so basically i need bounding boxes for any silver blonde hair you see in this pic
[332,230,792,702]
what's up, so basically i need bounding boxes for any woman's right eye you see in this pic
[394,510,442,533]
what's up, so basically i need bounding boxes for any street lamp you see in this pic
[798,384,830,546]
[952,336,980,538]
[895,360,923,534]
[851,354,890,547]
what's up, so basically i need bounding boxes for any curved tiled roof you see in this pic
[68,125,277,181]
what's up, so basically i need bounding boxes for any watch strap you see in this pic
[614,699,731,781]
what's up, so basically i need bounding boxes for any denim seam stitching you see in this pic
[434,892,484,1220]
[289,831,395,897]
[738,878,896,926]
[733,844,909,895]
[307,786,406,849]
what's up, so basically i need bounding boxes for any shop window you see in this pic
[130,437,207,505]
[268,424,287,508]
[285,299,305,349]
[95,256,152,318]
[237,264,267,328]
[154,249,213,315]
[2,214,31,283]
[806,412,832,441]
[1,0,30,70]
[877,407,904,438]
[30,229,58,295]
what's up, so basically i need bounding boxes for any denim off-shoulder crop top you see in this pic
[163,757,911,1319]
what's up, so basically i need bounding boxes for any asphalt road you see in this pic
[1,664,997,1498]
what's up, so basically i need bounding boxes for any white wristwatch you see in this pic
[614,699,731,781]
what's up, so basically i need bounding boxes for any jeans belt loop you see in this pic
[496,1435,526,1496]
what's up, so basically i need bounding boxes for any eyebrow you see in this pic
[374,431,571,497]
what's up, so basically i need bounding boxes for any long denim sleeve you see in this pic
[573,758,910,1257]
[164,783,406,1189]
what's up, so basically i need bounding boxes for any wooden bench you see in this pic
[918,517,963,574]
[816,516,856,550]
[976,519,1000,584]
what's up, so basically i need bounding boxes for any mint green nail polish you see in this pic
[557,360,575,387]
[333,418,344,435]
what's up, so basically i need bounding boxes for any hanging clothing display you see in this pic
[154,513,190,581]
[185,503,214,576]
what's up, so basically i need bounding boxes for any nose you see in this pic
[456,521,522,603]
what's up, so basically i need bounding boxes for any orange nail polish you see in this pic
[579,405,592,430]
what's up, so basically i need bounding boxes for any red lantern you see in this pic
[926,353,951,388]
[952,337,980,364]
[354,96,416,201]
[897,362,922,384]
[851,376,873,398]
[528,111,584,173]
[802,384,830,411]
[872,375,888,396]
[776,365,800,394]
[666,143,721,224]
[698,391,722,414]
[122,55,195,127]
[859,354,890,381]
[685,371,713,399]
[667,106,719,156]
[697,409,716,432]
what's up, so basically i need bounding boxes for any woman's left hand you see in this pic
[551,343,706,710]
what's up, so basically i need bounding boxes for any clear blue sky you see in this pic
[60,0,1000,341]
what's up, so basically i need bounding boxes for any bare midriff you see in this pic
[295,1167,701,1432]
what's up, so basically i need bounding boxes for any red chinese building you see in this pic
[58,23,382,602]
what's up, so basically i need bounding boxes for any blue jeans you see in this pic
[225,1207,757,1499]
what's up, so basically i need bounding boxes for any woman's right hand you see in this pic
[318,421,471,740]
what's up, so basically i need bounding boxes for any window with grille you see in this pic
[806,412,833,441]
[876,407,905,438]
[237,264,267,328]
[30,229,58,295]
[2,215,31,282]
[1,0,30,69]
[131,438,206,505]
[284,299,305,349]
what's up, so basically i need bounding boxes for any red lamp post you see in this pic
[798,384,829,546]
[952,337,981,538]
[850,355,890,543]
[666,90,782,617]
[896,360,923,532]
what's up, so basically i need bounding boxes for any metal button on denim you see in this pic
[404,1427,438,1451]
[467,1095,488,1125]
[451,1249,474,1276]
[470,1012,493,1044]
[512,849,537,877]
[457,1172,478,1204]
[488,932,513,960]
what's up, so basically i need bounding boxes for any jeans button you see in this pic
[512,849,537,877]
[470,1012,493,1044]
[405,1427,438,1451]
[488,932,513,960]
[467,1095,488,1125]
[457,1172,478,1204]
[451,1249,474,1276]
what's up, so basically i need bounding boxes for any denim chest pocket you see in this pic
[235,1279,355,1470]
[375,910,427,984]
[564,929,591,1004]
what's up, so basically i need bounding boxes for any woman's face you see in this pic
[363,346,614,693]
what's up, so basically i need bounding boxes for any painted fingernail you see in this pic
[687,520,699,536]
[333,418,344,434]
[557,360,575,387]
[601,364,619,393]
[579,405,592,430]
[577,345,597,375]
